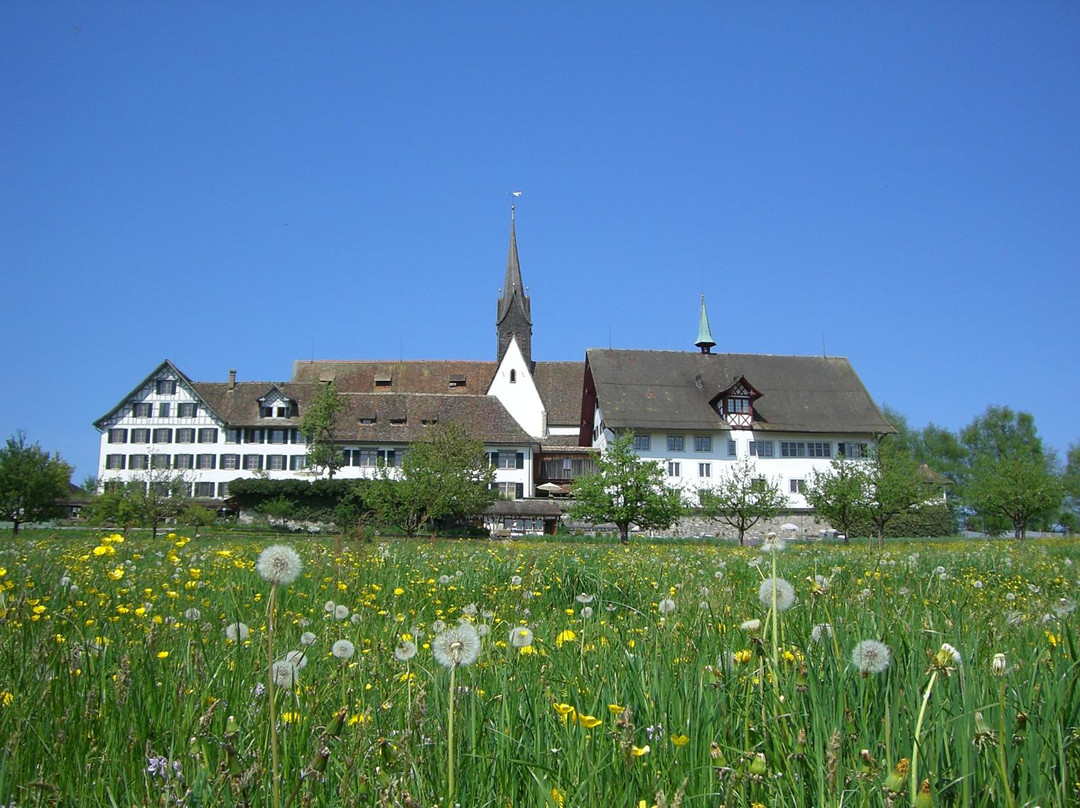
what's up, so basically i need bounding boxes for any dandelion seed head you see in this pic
[509,626,534,648]
[272,660,297,687]
[299,632,316,646]
[757,577,796,612]
[476,623,491,637]
[224,622,249,643]
[658,597,677,615]
[282,649,308,670]
[332,639,355,659]
[432,622,481,669]
[255,545,302,586]
[334,604,350,620]
[811,623,833,644]
[184,608,202,621]
[575,593,594,604]
[851,639,891,675]
[580,607,593,619]
[510,575,523,586]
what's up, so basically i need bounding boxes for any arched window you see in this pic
[510,369,517,383]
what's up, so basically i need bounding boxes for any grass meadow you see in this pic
[0,530,1077,807]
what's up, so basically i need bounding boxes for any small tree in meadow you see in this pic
[697,457,786,545]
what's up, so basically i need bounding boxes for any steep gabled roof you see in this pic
[93,359,200,429]
[496,214,531,326]
[532,361,586,427]
[192,381,315,425]
[339,393,534,444]
[586,349,894,435]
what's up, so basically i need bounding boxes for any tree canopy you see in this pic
[367,422,496,536]
[301,380,347,479]
[805,455,870,543]
[697,457,786,545]
[566,432,684,544]
[0,431,72,535]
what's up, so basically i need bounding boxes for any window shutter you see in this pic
[516,483,524,499]
[516,452,524,469]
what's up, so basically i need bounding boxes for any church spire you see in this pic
[496,206,533,366]
[695,293,716,354]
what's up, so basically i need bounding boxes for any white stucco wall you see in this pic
[486,336,547,438]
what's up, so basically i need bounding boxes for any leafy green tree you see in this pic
[181,503,217,539]
[805,456,870,543]
[368,423,496,536]
[967,454,1062,539]
[0,431,73,535]
[89,463,191,539]
[301,380,347,479]
[257,496,295,528]
[864,437,926,544]
[567,432,684,545]
[697,457,786,545]
[1062,444,1080,533]
[960,406,1061,537]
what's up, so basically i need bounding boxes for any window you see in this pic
[225,429,241,444]
[667,435,684,452]
[838,442,868,458]
[173,454,194,470]
[379,449,400,467]
[289,455,307,471]
[751,477,768,492]
[727,397,750,415]
[220,454,240,470]
[194,482,215,498]
[153,428,172,444]
[151,454,170,470]
[244,428,264,443]
[196,454,216,470]
[129,454,149,470]
[790,479,807,494]
[158,403,171,418]
[217,482,230,498]
[275,405,290,418]
[631,434,650,451]
[198,428,218,444]
[749,441,774,458]
[132,403,153,418]
[177,403,197,418]
[259,406,273,419]
[175,428,195,444]
[269,429,287,444]
[667,461,681,477]
[131,428,151,443]
[243,454,262,471]
[492,481,524,499]
[266,454,286,471]
[509,369,517,384]
[108,428,128,444]
[156,380,176,395]
[698,462,711,478]
[360,449,379,467]
[781,442,831,458]
[449,375,467,389]
[727,440,737,457]
[105,454,125,470]
[496,452,524,469]
[694,436,712,452]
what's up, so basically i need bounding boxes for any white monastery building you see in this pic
[94,210,894,532]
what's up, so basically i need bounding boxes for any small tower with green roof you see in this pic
[695,294,716,354]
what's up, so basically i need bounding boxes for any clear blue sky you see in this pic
[3,2,1078,480]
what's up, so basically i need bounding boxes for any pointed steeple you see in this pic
[695,294,716,354]
[496,206,533,366]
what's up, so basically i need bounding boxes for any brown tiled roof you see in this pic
[533,361,585,427]
[192,381,316,426]
[586,349,895,435]
[291,360,497,394]
[340,393,534,444]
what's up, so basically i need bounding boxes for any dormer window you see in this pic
[449,375,466,389]
[710,376,761,429]
[259,406,273,418]
[374,372,392,388]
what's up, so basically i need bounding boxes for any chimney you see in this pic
[228,369,236,389]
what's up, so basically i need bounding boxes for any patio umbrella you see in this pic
[780,523,799,531]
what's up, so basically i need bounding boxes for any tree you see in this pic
[967,454,1062,539]
[181,503,217,539]
[367,423,497,536]
[1062,444,1080,533]
[566,432,684,545]
[863,437,926,544]
[805,456,870,543]
[697,457,786,545]
[0,431,73,535]
[301,380,347,479]
[87,463,191,539]
[960,406,1061,538]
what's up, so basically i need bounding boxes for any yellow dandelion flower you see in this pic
[550,786,564,807]
[555,629,576,647]
[157,651,169,659]
[108,568,124,581]
[734,649,753,664]
[577,714,602,729]
[0,691,12,707]
[670,734,690,746]
[608,703,626,714]
[631,744,650,756]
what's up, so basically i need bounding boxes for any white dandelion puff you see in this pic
[432,622,481,669]
[758,577,796,612]
[224,621,250,643]
[332,639,355,659]
[509,626,534,648]
[272,660,298,687]
[256,545,302,586]
[334,604,350,620]
[394,640,418,662]
[851,640,891,675]
[299,631,316,646]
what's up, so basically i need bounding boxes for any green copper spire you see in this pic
[695,294,716,354]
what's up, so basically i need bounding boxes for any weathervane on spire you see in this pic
[510,190,522,218]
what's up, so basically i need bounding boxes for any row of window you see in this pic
[131,401,199,418]
[633,435,868,460]
[663,461,809,493]
[105,453,308,471]
[109,427,313,446]
[343,448,403,467]
[105,478,229,499]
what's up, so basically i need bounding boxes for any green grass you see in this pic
[0,529,1077,806]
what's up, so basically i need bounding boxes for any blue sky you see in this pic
[2,2,1077,480]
